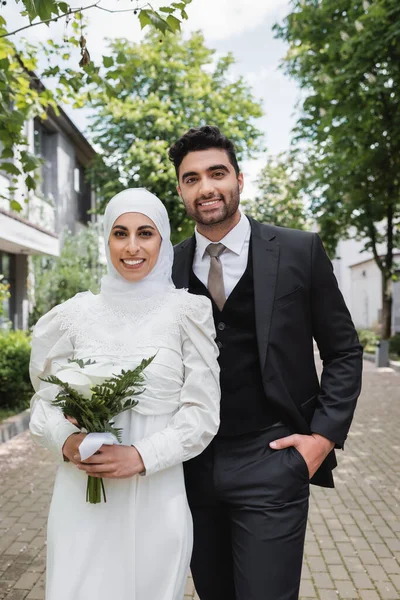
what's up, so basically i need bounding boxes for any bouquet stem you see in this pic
[86,476,107,504]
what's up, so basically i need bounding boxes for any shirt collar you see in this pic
[195,212,250,258]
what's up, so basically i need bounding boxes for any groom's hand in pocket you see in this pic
[76,445,145,478]
[269,433,334,478]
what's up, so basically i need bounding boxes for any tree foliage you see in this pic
[275,0,400,337]
[29,223,105,325]
[78,29,264,241]
[245,153,309,230]
[0,1,192,211]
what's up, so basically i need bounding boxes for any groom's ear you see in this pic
[177,185,183,200]
[238,172,244,194]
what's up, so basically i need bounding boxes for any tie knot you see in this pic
[206,243,226,259]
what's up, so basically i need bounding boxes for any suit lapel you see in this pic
[172,235,196,289]
[249,218,280,370]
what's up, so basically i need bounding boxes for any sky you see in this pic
[3,0,301,198]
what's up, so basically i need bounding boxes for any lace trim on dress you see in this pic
[53,289,204,356]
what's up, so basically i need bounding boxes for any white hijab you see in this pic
[100,188,175,306]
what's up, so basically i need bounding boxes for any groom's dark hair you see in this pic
[168,126,240,179]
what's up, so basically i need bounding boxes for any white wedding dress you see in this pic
[29,289,220,600]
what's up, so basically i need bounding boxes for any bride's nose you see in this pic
[125,235,140,254]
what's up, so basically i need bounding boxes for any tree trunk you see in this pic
[381,272,392,340]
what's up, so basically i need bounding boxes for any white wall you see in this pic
[332,232,400,332]
[332,237,369,313]
[350,260,383,330]
[57,131,78,235]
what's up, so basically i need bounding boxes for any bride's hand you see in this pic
[66,415,79,427]
[76,445,145,479]
[62,432,87,464]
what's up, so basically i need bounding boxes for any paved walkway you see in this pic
[0,360,399,600]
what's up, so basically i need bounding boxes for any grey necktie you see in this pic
[206,243,226,311]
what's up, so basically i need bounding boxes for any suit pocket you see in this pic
[274,285,303,310]
[292,447,310,480]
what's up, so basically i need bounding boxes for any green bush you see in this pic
[389,334,400,358]
[357,329,378,350]
[0,330,33,412]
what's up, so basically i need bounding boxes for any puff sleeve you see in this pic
[29,302,81,462]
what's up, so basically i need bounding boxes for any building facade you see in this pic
[0,108,96,330]
[332,237,400,334]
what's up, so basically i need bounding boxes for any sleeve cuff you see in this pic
[133,437,160,476]
[44,416,81,463]
[133,430,184,476]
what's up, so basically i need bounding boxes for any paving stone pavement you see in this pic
[0,359,399,600]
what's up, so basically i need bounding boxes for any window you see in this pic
[34,119,55,200]
[75,161,92,224]
[0,251,15,328]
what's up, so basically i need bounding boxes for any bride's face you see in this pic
[109,212,162,282]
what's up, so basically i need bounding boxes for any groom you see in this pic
[169,126,362,600]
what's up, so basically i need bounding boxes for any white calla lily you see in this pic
[56,368,93,399]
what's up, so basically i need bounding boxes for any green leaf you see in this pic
[0,162,20,176]
[20,0,36,20]
[116,51,127,64]
[166,15,181,32]
[33,0,58,21]
[139,9,153,29]
[102,56,114,68]
[140,9,169,33]
[58,1,69,13]
[21,152,39,172]
[1,148,13,159]
[10,200,22,212]
[25,175,36,190]
[159,6,175,14]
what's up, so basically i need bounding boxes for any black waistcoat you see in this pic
[189,244,281,436]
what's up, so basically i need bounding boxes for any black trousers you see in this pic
[184,425,310,600]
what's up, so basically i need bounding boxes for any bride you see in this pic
[29,188,220,600]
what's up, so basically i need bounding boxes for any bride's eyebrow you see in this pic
[112,224,156,232]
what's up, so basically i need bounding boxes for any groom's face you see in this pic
[177,148,244,227]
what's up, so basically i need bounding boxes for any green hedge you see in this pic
[0,330,33,412]
[389,333,400,358]
[357,329,378,350]
[357,329,400,358]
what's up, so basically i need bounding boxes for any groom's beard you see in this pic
[181,185,240,228]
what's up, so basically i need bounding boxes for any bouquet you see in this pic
[40,355,154,504]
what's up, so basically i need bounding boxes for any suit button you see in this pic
[218,322,226,331]
[217,341,223,349]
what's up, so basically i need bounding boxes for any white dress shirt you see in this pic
[193,212,251,299]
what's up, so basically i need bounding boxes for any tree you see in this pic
[275,0,400,338]
[81,29,264,241]
[0,1,192,211]
[29,223,105,324]
[245,153,309,230]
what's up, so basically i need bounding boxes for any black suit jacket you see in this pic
[172,217,363,487]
